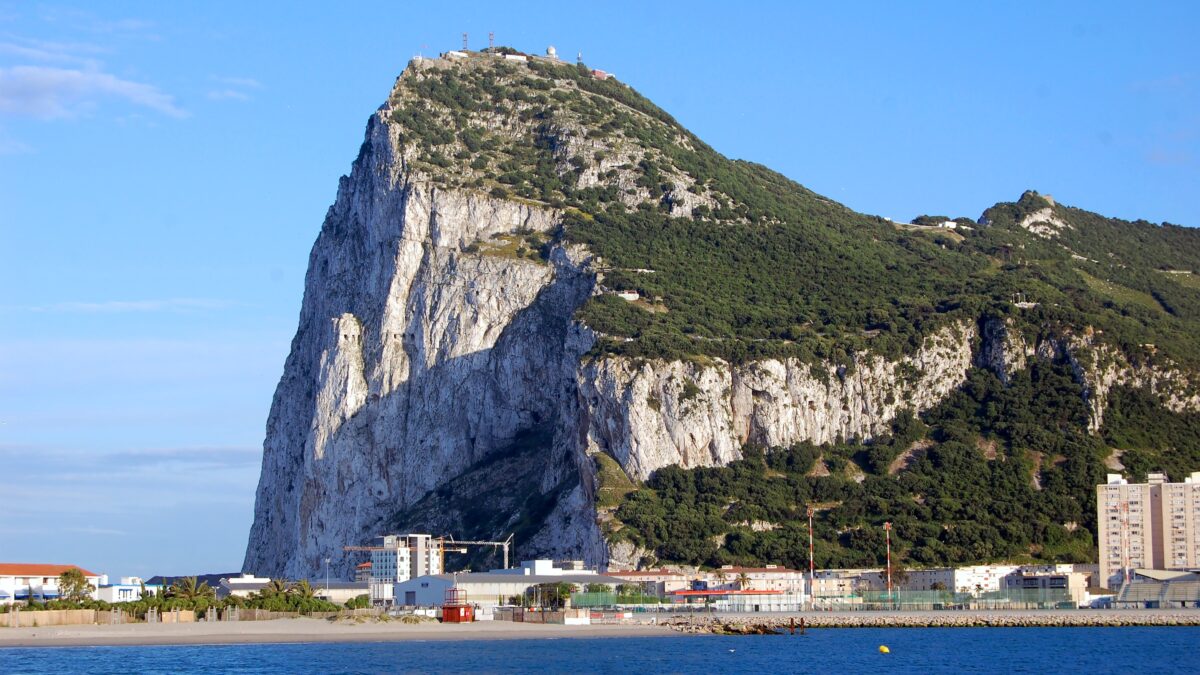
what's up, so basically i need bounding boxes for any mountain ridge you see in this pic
[244,50,1200,578]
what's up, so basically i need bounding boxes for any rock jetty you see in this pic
[664,611,1200,633]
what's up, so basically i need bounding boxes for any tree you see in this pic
[736,573,751,590]
[291,580,316,599]
[260,578,289,599]
[58,568,94,602]
[167,577,216,602]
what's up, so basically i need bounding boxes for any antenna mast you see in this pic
[462,32,468,51]
[489,31,495,53]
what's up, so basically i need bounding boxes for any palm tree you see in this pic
[168,577,216,601]
[290,580,315,599]
[714,570,728,589]
[736,573,751,591]
[259,578,290,599]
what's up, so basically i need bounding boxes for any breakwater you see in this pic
[664,610,1200,633]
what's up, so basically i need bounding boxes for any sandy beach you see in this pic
[0,617,678,648]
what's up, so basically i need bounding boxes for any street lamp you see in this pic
[806,504,815,612]
[883,522,893,609]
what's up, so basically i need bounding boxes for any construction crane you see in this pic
[443,534,515,570]
[343,534,514,573]
[343,540,468,578]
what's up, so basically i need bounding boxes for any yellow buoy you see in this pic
[879,645,890,654]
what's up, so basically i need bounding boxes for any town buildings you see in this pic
[0,563,103,604]
[1097,472,1200,587]
[393,560,620,609]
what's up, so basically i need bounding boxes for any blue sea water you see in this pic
[1,628,1197,674]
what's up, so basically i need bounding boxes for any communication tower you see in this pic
[462,32,468,51]
[489,32,495,53]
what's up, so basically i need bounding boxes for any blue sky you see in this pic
[0,1,1196,578]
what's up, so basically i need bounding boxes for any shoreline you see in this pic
[3,610,1199,648]
[666,609,1200,633]
[0,617,677,648]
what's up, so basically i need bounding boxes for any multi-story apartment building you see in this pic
[1097,472,1200,588]
[368,534,442,603]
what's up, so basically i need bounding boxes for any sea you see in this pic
[1,628,1197,674]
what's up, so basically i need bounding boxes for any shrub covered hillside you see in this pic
[608,362,1200,569]
[387,51,1200,370]
[385,50,1200,569]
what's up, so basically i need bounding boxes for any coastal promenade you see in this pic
[0,617,676,648]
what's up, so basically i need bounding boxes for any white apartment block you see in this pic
[369,534,443,603]
[1097,472,1200,588]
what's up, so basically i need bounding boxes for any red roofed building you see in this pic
[0,563,102,604]
[606,568,690,596]
[355,561,373,583]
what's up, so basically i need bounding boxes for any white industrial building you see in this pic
[394,560,619,609]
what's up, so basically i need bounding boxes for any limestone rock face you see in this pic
[244,108,596,579]
[576,323,976,481]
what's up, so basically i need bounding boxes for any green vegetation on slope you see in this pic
[607,361,1200,570]
[387,56,1200,369]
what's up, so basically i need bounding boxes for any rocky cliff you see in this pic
[246,52,1200,577]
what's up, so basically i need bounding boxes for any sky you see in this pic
[0,1,1197,579]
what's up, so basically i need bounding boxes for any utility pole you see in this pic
[807,504,816,611]
[883,521,893,609]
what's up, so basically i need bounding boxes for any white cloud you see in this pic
[26,298,233,313]
[213,76,260,89]
[207,88,249,101]
[0,64,187,119]
[0,36,106,65]
[207,75,260,102]
[0,134,30,154]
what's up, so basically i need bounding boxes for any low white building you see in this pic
[606,569,690,596]
[218,573,273,599]
[951,565,1021,594]
[493,560,596,577]
[704,565,807,594]
[0,563,102,604]
[314,581,370,605]
[394,560,616,609]
[96,576,152,603]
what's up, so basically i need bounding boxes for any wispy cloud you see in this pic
[37,7,158,39]
[0,35,106,66]
[213,76,260,89]
[0,64,187,119]
[0,133,30,154]
[207,88,249,101]
[24,298,234,313]
[207,75,260,102]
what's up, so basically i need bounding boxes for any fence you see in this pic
[569,592,669,608]
[814,589,1075,611]
[1,609,135,628]
[217,607,382,621]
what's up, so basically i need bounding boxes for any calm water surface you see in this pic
[1,627,1197,674]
